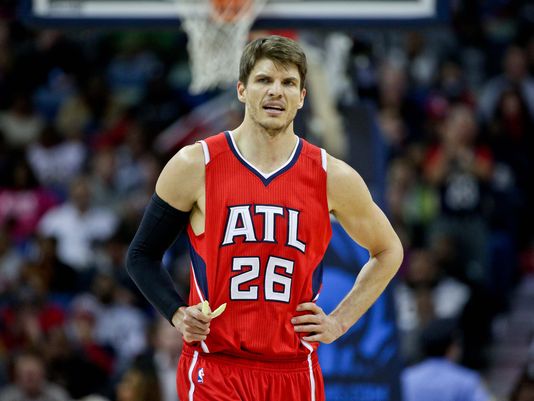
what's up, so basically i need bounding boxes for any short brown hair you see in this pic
[239,35,307,89]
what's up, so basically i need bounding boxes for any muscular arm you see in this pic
[155,143,204,213]
[127,144,212,341]
[293,155,403,343]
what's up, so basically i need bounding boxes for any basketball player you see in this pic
[127,35,403,401]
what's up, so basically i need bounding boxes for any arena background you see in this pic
[0,0,533,400]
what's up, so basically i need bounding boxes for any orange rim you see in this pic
[210,0,253,22]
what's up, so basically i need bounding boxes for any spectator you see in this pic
[106,34,163,106]
[93,226,144,307]
[88,149,122,213]
[425,105,493,285]
[55,74,122,140]
[0,288,65,352]
[0,159,58,244]
[26,124,87,194]
[0,350,70,401]
[0,93,44,151]
[33,68,76,122]
[114,122,156,196]
[510,366,534,401]
[395,249,470,362]
[116,367,161,401]
[45,317,112,399]
[403,31,439,89]
[0,134,11,186]
[90,273,147,375]
[479,45,534,122]
[135,317,182,401]
[38,176,118,273]
[0,226,23,296]
[377,59,423,143]
[386,157,438,248]
[434,59,475,106]
[487,86,534,249]
[22,235,78,295]
[401,318,491,401]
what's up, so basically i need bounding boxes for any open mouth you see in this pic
[263,104,285,114]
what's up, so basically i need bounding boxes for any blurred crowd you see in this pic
[0,13,197,401]
[0,1,533,400]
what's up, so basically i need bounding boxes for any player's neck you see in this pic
[231,124,298,174]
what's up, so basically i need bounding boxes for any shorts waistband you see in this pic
[182,346,319,372]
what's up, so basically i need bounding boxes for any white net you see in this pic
[180,0,268,94]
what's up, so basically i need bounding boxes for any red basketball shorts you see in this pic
[176,348,325,401]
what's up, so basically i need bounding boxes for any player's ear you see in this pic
[298,87,306,109]
[237,81,246,104]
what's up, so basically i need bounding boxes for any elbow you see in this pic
[382,238,404,278]
[125,245,141,276]
[371,240,403,279]
[393,243,404,270]
[125,244,162,278]
[389,238,404,275]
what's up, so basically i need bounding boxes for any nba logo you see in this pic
[197,368,205,383]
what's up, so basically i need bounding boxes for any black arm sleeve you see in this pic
[126,193,189,324]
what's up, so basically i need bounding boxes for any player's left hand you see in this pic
[291,302,344,344]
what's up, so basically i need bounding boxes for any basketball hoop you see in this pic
[180,0,268,94]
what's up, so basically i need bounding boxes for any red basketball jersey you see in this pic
[185,131,332,361]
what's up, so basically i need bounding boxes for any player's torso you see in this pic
[186,131,332,360]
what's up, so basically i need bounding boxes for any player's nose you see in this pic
[267,80,283,96]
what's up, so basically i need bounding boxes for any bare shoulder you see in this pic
[326,154,372,214]
[155,143,205,212]
[325,154,402,257]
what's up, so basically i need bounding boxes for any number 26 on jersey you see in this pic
[230,256,294,303]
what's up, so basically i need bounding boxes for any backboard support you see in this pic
[20,0,448,28]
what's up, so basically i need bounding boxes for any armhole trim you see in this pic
[320,148,327,172]
[199,140,210,165]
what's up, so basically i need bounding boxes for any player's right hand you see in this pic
[172,303,212,343]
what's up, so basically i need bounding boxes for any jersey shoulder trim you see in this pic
[300,139,327,172]
[202,132,231,163]
[198,140,210,165]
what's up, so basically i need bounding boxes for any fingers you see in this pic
[302,333,326,343]
[190,303,212,323]
[181,303,212,343]
[292,302,324,326]
[292,303,339,344]
[292,303,323,337]
[183,313,210,331]
[300,327,335,344]
[181,301,227,343]
[296,302,322,313]
[291,313,321,325]
[293,324,319,333]
[183,332,208,343]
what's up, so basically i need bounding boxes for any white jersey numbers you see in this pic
[230,256,294,303]
[265,256,294,302]
[230,257,260,300]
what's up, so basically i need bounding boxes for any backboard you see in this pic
[21,0,448,28]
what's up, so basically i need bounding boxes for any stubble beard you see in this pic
[254,109,297,138]
[259,120,291,137]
